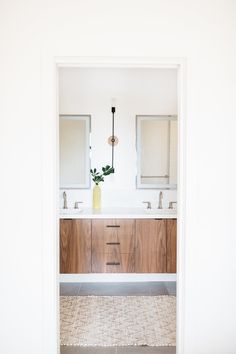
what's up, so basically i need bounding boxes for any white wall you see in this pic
[59,67,177,208]
[1,1,236,354]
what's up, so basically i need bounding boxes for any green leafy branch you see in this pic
[90,165,115,185]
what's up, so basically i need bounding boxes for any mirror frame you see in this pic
[59,114,91,189]
[136,114,177,190]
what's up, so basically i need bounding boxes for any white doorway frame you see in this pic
[41,56,187,354]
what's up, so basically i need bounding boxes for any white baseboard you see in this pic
[59,273,177,283]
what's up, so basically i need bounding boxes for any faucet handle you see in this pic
[74,201,83,209]
[169,201,177,209]
[158,191,163,209]
[62,191,68,209]
[143,201,152,209]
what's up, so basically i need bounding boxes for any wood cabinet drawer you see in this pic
[92,252,134,273]
[92,219,135,254]
[103,243,123,256]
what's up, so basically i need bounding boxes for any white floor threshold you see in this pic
[60,273,177,283]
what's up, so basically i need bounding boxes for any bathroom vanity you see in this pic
[60,208,177,275]
[58,68,179,280]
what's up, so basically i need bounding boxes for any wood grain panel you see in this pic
[166,219,177,273]
[135,219,167,273]
[92,252,135,273]
[92,219,135,254]
[91,219,135,273]
[60,219,73,273]
[60,219,91,273]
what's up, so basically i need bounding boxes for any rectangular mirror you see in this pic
[59,115,91,189]
[136,115,178,189]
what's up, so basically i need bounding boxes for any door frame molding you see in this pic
[41,56,187,354]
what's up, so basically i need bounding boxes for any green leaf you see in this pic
[91,164,115,185]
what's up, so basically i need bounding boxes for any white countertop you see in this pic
[59,207,177,219]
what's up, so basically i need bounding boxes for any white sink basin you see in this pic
[144,208,177,214]
[59,207,177,219]
[60,208,83,215]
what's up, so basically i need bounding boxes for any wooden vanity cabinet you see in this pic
[59,217,176,274]
[92,219,135,273]
[135,219,167,273]
[60,219,91,273]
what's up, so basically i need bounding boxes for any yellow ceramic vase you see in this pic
[93,184,101,210]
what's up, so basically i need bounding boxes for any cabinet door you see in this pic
[135,219,167,273]
[60,219,91,273]
[166,219,177,273]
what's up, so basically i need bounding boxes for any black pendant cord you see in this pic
[111,106,115,168]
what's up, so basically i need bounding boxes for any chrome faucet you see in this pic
[169,201,177,209]
[158,191,163,209]
[62,191,68,209]
[143,201,152,209]
[74,201,83,209]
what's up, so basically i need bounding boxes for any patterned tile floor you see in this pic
[60,282,176,354]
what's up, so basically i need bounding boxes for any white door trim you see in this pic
[41,56,187,354]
